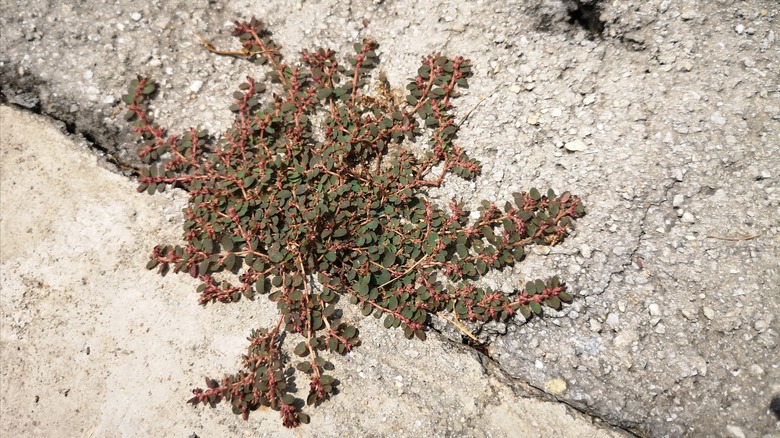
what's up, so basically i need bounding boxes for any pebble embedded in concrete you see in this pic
[189,80,204,93]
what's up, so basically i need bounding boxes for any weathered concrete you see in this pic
[1,0,778,436]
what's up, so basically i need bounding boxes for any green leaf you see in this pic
[529,301,542,315]
[382,249,396,267]
[482,226,496,243]
[387,296,398,310]
[224,253,236,270]
[529,187,541,201]
[317,88,333,99]
[427,232,439,248]
[255,276,266,294]
[374,269,392,285]
[518,305,532,319]
[534,279,546,294]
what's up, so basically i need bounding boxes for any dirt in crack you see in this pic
[566,0,605,37]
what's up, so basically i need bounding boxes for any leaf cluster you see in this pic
[123,18,585,428]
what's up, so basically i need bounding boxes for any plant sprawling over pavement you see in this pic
[123,18,585,427]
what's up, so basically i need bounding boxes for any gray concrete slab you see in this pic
[1,0,778,436]
[0,105,625,436]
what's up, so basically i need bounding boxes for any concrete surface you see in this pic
[0,105,625,436]
[1,0,779,436]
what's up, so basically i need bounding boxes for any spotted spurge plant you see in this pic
[123,18,584,428]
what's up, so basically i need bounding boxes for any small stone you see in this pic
[726,425,745,438]
[742,58,756,68]
[711,111,726,125]
[681,309,696,320]
[672,194,684,208]
[583,94,596,105]
[509,85,521,94]
[735,24,745,34]
[680,10,696,20]
[544,378,567,394]
[564,140,588,152]
[606,313,620,327]
[527,113,540,125]
[589,318,602,332]
[749,364,764,376]
[131,12,143,22]
[83,70,93,80]
[189,80,204,93]
[580,244,592,259]
[681,212,695,224]
[676,60,693,72]
[649,303,662,317]
[703,307,715,320]
[654,324,666,334]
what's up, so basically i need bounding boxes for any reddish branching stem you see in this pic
[126,18,584,428]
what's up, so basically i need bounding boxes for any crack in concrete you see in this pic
[0,100,142,177]
[4,100,682,438]
[599,177,680,298]
[440,335,648,437]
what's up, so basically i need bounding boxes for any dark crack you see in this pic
[0,92,141,177]
[564,0,605,37]
[441,334,647,437]
[600,176,680,297]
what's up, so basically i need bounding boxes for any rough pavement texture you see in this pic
[0,105,624,437]
[1,0,778,436]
